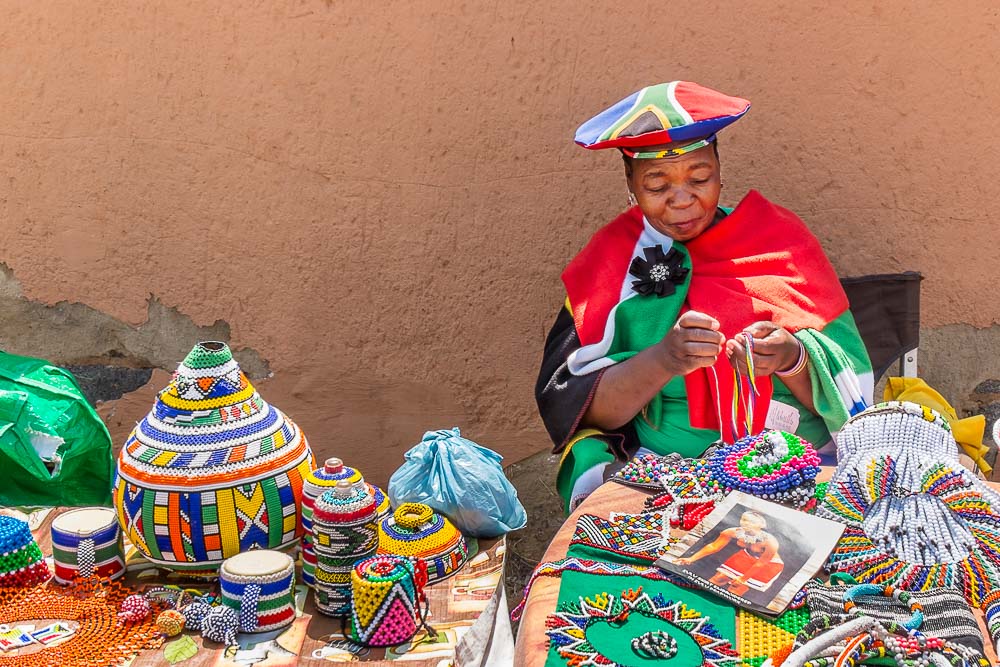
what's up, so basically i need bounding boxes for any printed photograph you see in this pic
[657,491,844,614]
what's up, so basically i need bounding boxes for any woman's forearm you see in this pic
[582,346,675,431]
[778,368,816,415]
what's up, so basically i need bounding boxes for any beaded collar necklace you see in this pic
[545,586,740,667]
[822,457,1000,610]
[708,430,822,509]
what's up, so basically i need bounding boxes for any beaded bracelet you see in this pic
[775,337,808,378]
[842,583,924,630]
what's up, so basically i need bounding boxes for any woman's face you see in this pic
[625,144,722,242]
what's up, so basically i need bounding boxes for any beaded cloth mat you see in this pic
[112,341,316,573]
[0,577,163,666]
[534,509,809,666]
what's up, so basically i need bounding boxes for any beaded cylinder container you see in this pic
[708,430,821,509]
[51,507,126,584]
[378,503,469,585]
[312,481,379,617]
[301,458,391,588]
[0,515,50,587]
[112,341,316,573]
[349,555,420,647]
[219,550,296,633]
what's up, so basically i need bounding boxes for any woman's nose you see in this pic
[667,187,695,208]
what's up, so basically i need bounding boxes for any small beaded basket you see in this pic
[301,458,390,588]
[51,507,125,584]
[349,555,424,647]
[378,503,469,585]
[0,515,50,587]
[312,481,379,617]
[219,550,296,633]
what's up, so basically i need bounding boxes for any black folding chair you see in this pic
[839,272,922,383]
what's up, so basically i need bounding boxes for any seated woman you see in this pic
[536,81,873,512]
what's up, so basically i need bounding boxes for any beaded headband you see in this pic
[620,134,717,160]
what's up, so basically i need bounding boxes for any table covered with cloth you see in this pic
[0,506,512,667]
[512,472,1000,667]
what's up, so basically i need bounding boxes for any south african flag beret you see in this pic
[575,81,750,152]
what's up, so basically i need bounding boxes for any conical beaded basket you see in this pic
[113,342,316,573]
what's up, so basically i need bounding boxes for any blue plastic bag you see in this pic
[388,427,527,538]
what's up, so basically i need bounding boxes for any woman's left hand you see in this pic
[726,322,799,377]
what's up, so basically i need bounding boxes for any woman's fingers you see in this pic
[679,311,721,331]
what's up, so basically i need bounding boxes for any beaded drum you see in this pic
[0,515,49,587]
[51,507,125,584]
[349,555,422,647]
[219,550,296,633]
[312,481,380,617]
[378,503,469,585]
[301,458,391,588]
[112,341,316,573]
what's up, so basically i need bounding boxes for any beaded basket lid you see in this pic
[221,549,293,578]
[51,507,118,536]
[378,503,469,584]
[304,459,389,515]
[313,482,377,523]
[305,459,363,496]
[0,515,50,586]
[116,342,312,491]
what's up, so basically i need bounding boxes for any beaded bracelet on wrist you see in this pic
[708,430,821,508]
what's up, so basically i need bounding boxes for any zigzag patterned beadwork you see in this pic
[349,555,423,647]
[545,587,740,667]
[377,503,469,585]
[112,341,315,573]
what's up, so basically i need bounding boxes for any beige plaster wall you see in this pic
[2,1,1000,485]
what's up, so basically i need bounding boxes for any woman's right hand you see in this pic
[657,311,725,376]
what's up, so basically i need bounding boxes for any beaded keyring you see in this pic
[545,587,740,667]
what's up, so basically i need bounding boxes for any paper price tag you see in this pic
[765,400,800,433]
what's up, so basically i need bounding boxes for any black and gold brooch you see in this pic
[628,245,689,297]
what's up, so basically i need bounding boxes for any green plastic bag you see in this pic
[0,350,114,507]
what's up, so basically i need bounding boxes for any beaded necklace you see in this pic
[0,577,164,666]
[708,430,822,509]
